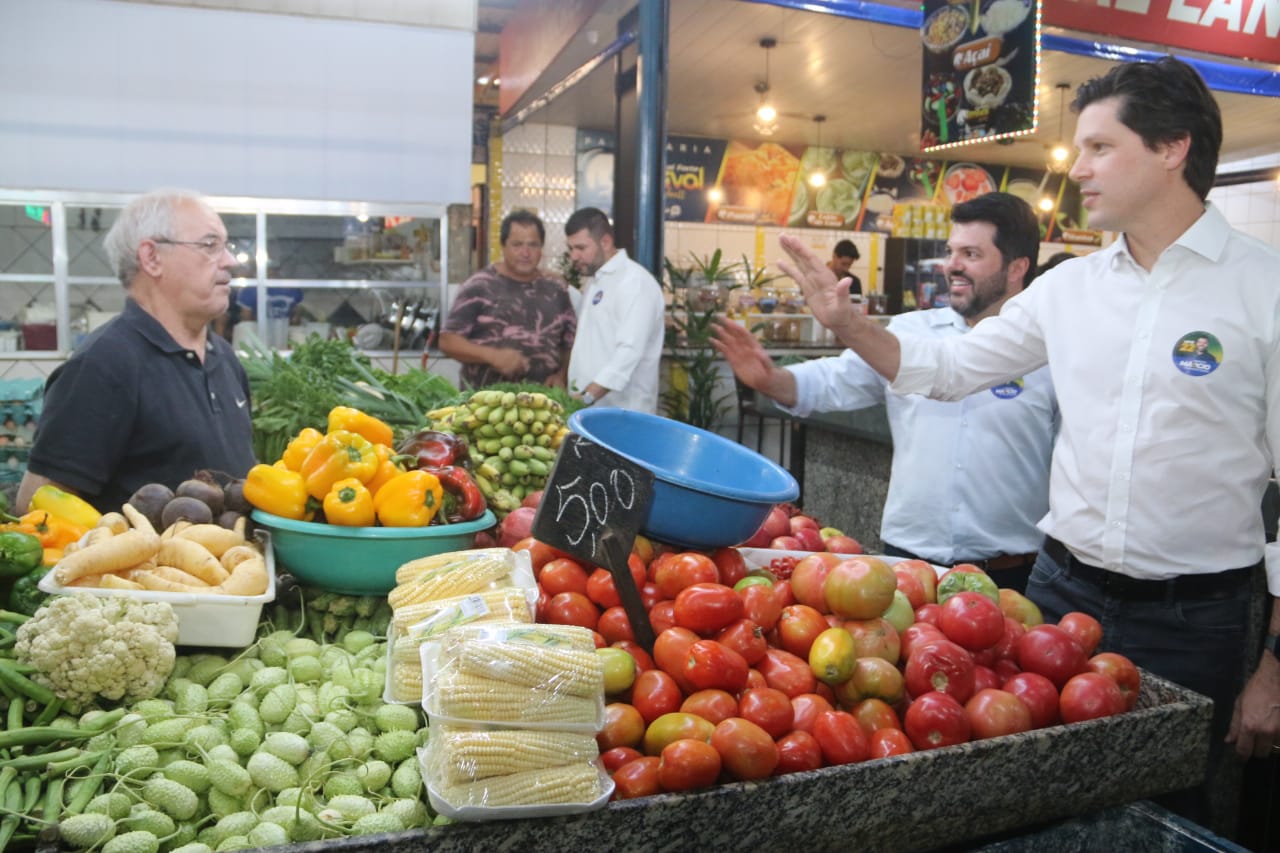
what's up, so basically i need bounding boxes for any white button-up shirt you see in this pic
[892,204,1280,593]
[787,308,1057,564]
[568,249,666,414]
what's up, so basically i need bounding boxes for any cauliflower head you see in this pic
[14,594,179,707]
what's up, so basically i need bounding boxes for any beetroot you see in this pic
[498,507,537,548]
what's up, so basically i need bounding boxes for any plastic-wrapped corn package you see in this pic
[385,586,536,704]
[383,547,535,705]
[421,622,605,733]
[424,725,600,785]
[388,547,527,609]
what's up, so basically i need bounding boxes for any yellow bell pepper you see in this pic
[281,427,324,471]
[365,443,405,497]
[373,470,444,527]
[29,485,101,529]
[18,510,87,550]
[299,430,378,500]
[323,478,376,527]
[327,406,394,448]
[243,463,316,521]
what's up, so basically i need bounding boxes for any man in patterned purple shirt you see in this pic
[439,210,577,390]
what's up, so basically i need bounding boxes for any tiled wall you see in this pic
[497,124,578,272]
[1208,154,1280,248]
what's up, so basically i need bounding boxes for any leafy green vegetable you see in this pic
[239,335,459,462]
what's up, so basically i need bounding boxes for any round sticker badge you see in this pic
[592,289,604,306]
[990,378,1024,399]
[1171,331,1222,377]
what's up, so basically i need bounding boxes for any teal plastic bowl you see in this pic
[250,510,497,595]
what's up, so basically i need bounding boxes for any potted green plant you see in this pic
[660,253,735,432]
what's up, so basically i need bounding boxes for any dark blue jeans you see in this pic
[1027,542,1257,828]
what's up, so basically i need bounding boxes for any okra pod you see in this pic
[41,774,64,824]
[62,753,109,816]
[0,664,54,707]
[0,747,81,771]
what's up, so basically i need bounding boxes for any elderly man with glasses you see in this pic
[17,188,256,513]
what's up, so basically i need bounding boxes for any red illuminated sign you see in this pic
[1044,0,1280,64]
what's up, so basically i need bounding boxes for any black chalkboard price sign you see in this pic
[532,432,657,650]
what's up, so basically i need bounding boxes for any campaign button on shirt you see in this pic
[1171,331,1222,377]
[990,378,1024,399]
[592,289,604,305]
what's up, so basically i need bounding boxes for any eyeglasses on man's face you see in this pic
[153,236,236,259]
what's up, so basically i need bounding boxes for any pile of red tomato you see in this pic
[513,537,1141,800]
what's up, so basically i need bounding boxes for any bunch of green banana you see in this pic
[425,389,571,517]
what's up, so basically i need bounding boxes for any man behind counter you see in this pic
[438,209,577,390]
[827,239,863,298]
[18,189,257,513]
[563,207,666,414]
[714,192,1056,592]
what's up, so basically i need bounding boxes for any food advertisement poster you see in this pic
[919,0,1039,149]
[664,136,729,223]
[587,131,1089,241]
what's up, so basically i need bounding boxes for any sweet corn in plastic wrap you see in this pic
[388,548,520,609]
[385,587,535,704]
[435,762,605,809]
[424,725,600,785]
[420,725,612,820]
[421,622,606,733]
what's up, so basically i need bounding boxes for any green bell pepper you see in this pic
[0,532,44,579]
[8,566,49,617]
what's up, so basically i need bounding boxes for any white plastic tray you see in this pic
[38,530,276,647]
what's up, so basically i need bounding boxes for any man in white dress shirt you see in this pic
[564,207,666,414]
[776,57,1280,834]
[714,192,1056,593]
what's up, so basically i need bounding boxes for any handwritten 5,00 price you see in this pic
[552,467,638,559]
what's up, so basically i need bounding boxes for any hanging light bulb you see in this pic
[1046,83,1072,174]
[808,115,828,188]
[752,37,779,137]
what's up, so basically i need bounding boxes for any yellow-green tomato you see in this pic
[596,647,637,695]
[733,575,774,592]
[808,626,857,686]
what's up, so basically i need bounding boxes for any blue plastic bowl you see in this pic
[567,408,798,549]
[250,510,497,595]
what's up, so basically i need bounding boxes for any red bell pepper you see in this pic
[431,466,487,523]
[397,430,468,469]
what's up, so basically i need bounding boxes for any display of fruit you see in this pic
[129,470,249,533]
[742,503,864,554]
[426,389,570,518]
[516,537,1140,801]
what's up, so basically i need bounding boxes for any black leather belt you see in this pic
[1042,536,1253,602]
[960,552,1039,572]
[885,544,1037,572]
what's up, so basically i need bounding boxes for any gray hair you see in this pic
[102,188,212,286]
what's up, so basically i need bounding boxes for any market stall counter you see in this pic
[100,672,1202,853]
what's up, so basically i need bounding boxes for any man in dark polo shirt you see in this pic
[17,189,256,514]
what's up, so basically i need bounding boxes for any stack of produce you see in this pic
[243,405,487,526]
[516,540,1144,801]
[426,389,570,517]
[44,504,268,597]
[419,622,608,812]
[0,589,437,850]
[127,471,254,535]
[384,548,535,703]
[239,335,458,464]
[0,484,96,615]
